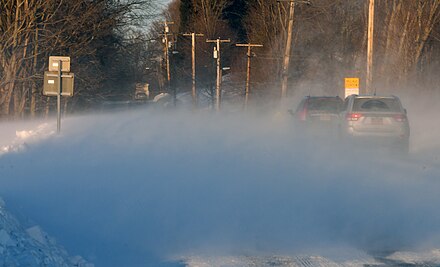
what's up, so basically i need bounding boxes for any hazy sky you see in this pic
[158,0,171,7]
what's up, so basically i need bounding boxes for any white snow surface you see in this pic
[0,93,440,267]
[181,248,381,267]
[0,197,93,266]
[387,249,440,265]
[0,122,54,156]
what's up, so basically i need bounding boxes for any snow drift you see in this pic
[0,96,439,266]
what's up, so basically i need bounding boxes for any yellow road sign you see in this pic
[344,77,360,98]
[345,78,359,89]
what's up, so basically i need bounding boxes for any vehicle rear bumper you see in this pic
[345,126,409,139]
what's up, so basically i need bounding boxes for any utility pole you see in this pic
[236,43,263,110]
[278,0,310,99]
[367,0,375,95]
[183,33,204,108]
[162,20,174,102]
[279,0,295,99]
[162,20,174,84]
[206,38,230,111]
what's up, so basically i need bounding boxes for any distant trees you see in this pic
[3,0,438,119]
[0,0,155,119]
[155,0,237,100]
[248,0,440,95]
[157,0,440,102]
[375,1,440,89]
[179,0,194,32]
[243,0,289,92]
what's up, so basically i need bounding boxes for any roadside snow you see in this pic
[387,249,440,265]
[0,123,54,156]
[182,254,379,267]
[0,197,94,267]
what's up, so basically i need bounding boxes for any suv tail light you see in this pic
[393,114,407,122]
[346,113,363,121]
[298,103,308,121]
[298,110,307,121]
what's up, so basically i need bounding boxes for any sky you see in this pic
[0,93,440,266]
[157,0,172,9]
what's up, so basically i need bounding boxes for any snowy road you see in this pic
[0,100,440,267]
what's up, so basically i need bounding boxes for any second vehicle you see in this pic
[339,95,410,152]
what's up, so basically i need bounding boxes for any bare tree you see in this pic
[376,0,440,89]
[155,0,440,103]
[0,0,156,118]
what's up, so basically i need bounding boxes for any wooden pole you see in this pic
[164,32,170,84]
[191,33,196,107]
[163,21,174,84]
[367,0,375,95]
[236,43,263,110]
[183,33,204,108]
[163,21,174,103]
[281,0,295,99]
[207,38,230,111]
[215,39,221,110]
[246,45,251,106]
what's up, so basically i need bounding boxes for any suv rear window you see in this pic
[353,98,402,112]
[307,98,342,112]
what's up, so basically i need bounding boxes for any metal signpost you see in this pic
[43,56,74,134]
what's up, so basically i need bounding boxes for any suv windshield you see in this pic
[353,98,402,112]
[307,98,342,112]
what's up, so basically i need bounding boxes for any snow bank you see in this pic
[0,197,93,267]
[0,122,54,156]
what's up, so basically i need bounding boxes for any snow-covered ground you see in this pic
[0,94,440,267]
[0,197,92,266]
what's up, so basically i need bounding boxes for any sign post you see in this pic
[57,60,62,134]
[344,78,359,98]
[44,56,74,134]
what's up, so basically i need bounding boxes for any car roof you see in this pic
[348,95,400,100]
[304,96,342,99]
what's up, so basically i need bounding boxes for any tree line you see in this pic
[0,0,156,119]
[150,0,440,105]
[1,0,439,119]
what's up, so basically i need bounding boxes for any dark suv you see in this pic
[339,95,410,152]
[289,96,343,136]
